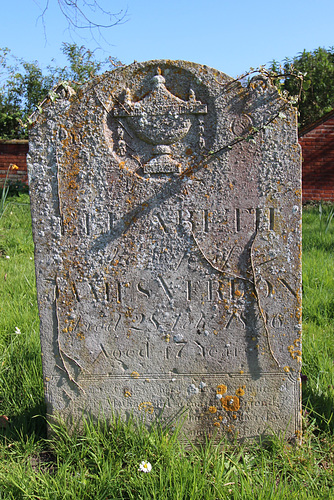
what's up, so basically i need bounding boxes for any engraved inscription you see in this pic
[59,207,278,237]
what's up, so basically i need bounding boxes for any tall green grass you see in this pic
[0,194,44,437]
[302,203,334,431]
[0,195,333,499]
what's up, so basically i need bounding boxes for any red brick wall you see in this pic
[299,112,334,203]
[1,129,334,204]
[0,140,29,188]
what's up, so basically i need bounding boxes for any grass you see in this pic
[0,194,333,499]
[302,203,334,432]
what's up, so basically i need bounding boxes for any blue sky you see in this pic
[1,0,334,78]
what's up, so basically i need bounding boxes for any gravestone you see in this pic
[28,60,302,442]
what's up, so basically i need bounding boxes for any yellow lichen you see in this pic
[235,387,245,397]
[131,371,140,378]
[209,406,217,414]
[216,384,227,395]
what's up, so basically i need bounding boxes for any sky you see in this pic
[1,0,334,78]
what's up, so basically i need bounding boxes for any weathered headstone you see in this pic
[28,60,302,442]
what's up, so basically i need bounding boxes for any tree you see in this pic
[270,47,334,128]
[39,1,127,42]
[0,43,119,139]
[0,49,54,139]
[56,42,120,83]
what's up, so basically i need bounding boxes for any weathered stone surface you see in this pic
[28,60,302,442]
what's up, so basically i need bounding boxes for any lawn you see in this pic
[0,194,333,499]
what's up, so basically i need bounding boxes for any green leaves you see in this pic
[269,47,334,128]
[302,79,311,91]
[48,90,59,103]
[0,49,54,138]
[0,44,121,139]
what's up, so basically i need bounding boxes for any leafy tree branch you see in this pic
[269,47,334,128]
[0,43,121,139]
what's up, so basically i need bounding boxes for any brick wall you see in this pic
[0,140,29,188]
[1,124,334,203]
[299,110,334,203]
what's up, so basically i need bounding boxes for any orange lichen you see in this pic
[138,402,154,414]
[235,387,245,397]
[209,406,217,414]
[221,395,240,412]
[216,384,227,395]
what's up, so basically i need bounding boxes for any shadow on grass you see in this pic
[302,383,334,433]
[0,402,47,442]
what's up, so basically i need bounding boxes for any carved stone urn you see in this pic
[114,69,207,174]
